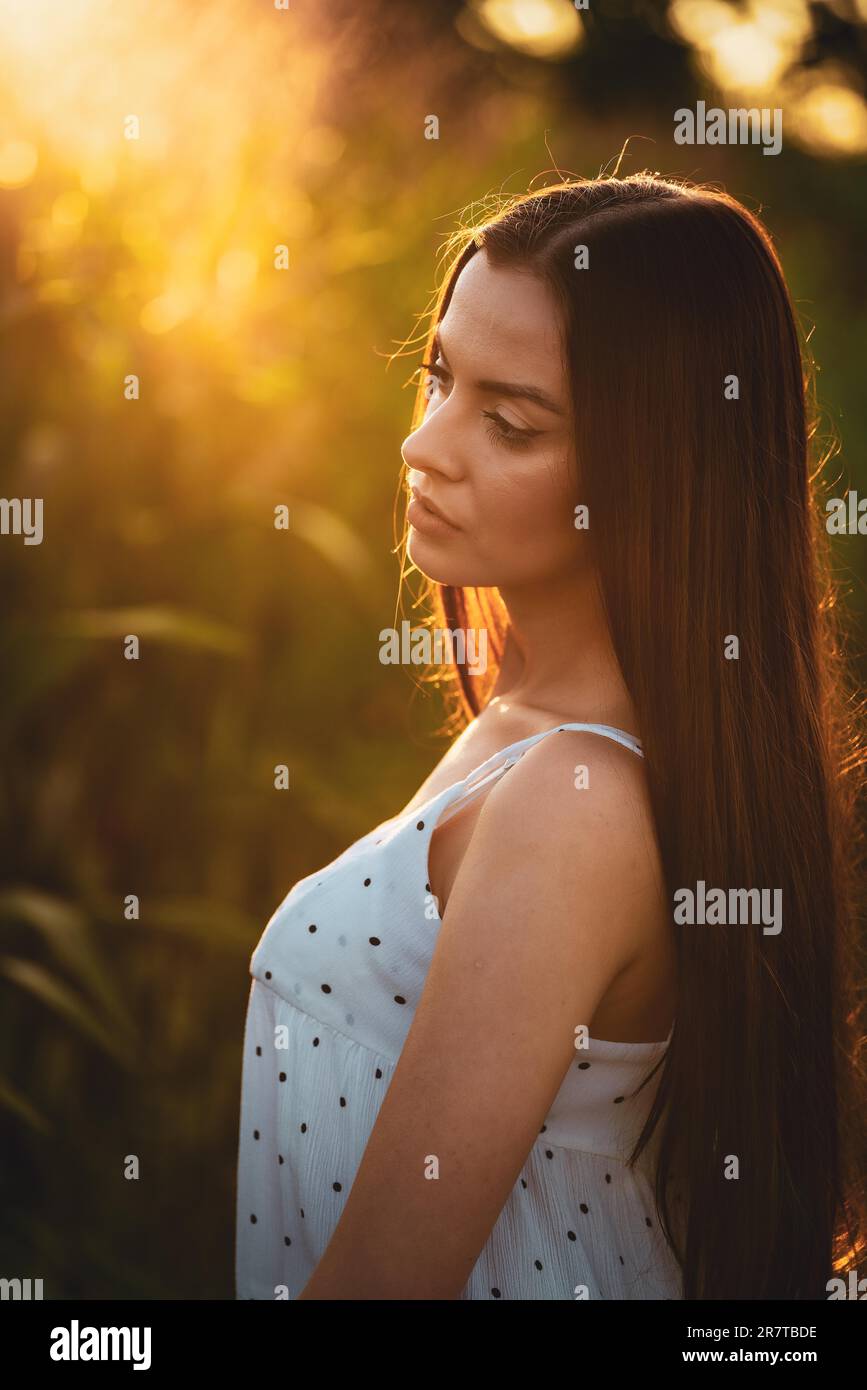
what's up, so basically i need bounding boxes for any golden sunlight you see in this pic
[788,78,867,156]
[0,138,38,187]
[470,0,585,60]
[669,0,811,94]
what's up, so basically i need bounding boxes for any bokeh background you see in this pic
[1,0,866,1298]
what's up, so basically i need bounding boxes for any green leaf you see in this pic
[0,1076,51,1135]
[54,605,249,656]
[0,958,132,1065]
[290,500,375,587]
[0,888,133,1043]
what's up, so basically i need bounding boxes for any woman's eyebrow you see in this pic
[431,328,565,416]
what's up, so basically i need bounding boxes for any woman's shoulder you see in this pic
[492,723,655,842]
[454,724,667,962]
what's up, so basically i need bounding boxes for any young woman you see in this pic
[235,173,866,1300]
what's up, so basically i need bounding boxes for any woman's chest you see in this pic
[250,820,446,1058]
[426,793,489,920]
[404,722,545,917]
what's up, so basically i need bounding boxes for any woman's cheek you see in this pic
[478,448,573,546]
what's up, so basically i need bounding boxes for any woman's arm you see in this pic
[297,731,658,1300]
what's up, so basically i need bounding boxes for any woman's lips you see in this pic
[408,489,460,535]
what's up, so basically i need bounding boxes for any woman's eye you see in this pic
[482,410,537,451]
[420,361,538,450]
[420,360,449,400]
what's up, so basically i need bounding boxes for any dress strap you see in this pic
[439,722,643,825]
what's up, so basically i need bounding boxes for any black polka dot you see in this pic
[284,1236,291,1246]
[545,1149,553,1159]
[363,878,371,887]
[567,1230,576,1241]
[520,1178,527,1189]
[300,1123,307,1133]
[605,1173,611,1183]
[308,924,317,933]
[577,1062,590,1070]
[312,1037,319,1047]
[250,1214,257,1223]
[278,1154,284,1164]
[619,1255,624,1265]
[613,1095,625,1104]
[300,1208,305,1218]
[416,820,424,830]
[255,1046,262,1056]
[321,983,331,993]
[491,1287,501,1298]
[580,1202,589,1214]
[425,882,431,891]
[394,995,406,1005]
[375,1068,382,1079]
[534,1259,543,1271]
[333,1181,342,1192]
[253,1129,260,1140]
[369,937,381,946]
[339,1096,346,1107]
[265,971,272,980]
[645,1217,652,1227]
[279,1072,286,1082]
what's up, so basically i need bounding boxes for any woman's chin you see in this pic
[407,528,473,585]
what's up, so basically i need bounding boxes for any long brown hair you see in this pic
[395,174,867,1299]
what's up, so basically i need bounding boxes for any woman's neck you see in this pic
[491,570,639,734]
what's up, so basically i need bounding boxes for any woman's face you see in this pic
[401,249,579,588]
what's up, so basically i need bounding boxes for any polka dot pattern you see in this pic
[235,722,681,1301]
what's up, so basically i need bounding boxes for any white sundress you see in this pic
[235,721,684,1300]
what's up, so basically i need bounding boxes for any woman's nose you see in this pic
[400,401,464,482]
